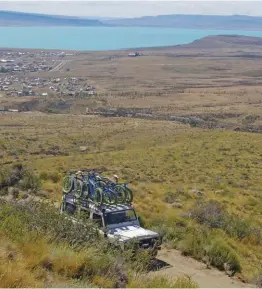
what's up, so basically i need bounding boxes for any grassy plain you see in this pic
[1,112,262,284]
[1,36,262,286]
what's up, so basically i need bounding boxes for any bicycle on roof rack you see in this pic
[98,175,133,204]
[62,170,103,205]
[62,170,133,205]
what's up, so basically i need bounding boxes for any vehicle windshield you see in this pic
[104,209,137,225]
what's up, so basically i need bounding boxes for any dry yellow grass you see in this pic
[1,112,262,281]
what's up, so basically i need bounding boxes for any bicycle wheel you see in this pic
[62,175,74,194]
[93,187,103,205]
[102,189,117,205]
[81,182,89,199]
[124,187,133,203]
[114,185,126,203]
[75,179,83,198]
[97,180,107,190]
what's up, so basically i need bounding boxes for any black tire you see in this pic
[93,187,103,205]
[97,180,107,190]
[75,179,83,198]
[114,185,126,203]
[124,187,133,203]
[81,182,89,199]
[64,202,76,215]
[102,189,117,205]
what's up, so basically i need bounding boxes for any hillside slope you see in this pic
[181,35,262,49]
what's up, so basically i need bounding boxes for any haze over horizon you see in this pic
[1,1,262,18]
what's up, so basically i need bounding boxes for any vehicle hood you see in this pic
[107,225,159,242]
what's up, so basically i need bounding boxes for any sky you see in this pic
[0,1,262,18]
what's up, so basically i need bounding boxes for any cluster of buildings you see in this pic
[128,52,143,57]
[0,50,62,73]
[0,75,96,97]
[0,50,96,98]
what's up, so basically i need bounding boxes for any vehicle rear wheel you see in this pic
[64,202,76,215]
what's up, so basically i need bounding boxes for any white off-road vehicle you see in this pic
[60,194,162,255]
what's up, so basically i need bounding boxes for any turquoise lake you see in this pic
[1,27,262,50]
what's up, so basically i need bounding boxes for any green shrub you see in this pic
[190,200,226,229]
[189,200,261,244]
[0,164,41,193]
[204,239,241,274]
[39,171,49,180]
[20,170,41,192]
[177,227,207,260]
[224,216,259,241]
[0,201,99,248]
[176,225,241,274]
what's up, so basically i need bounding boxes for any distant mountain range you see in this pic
[0,10,104,26]
[104,14,262,30]
[1,10,262,30]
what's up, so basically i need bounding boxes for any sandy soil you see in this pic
[151,248,254,288]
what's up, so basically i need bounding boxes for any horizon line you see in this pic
[1,9,262,19]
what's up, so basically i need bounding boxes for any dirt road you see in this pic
[50,60,69,72]
[152,248,254,288]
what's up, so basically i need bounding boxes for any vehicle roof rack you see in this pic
[66,167,106,174]
[63,193,133,213]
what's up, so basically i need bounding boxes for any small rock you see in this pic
[8,186,15,195]
[8,187,19,199]
[172,201,183,208]
[18,179,24,187]
[79,146,88,152]
[224,262,234,277]
[191,189,204,197]
[215,190,224,194]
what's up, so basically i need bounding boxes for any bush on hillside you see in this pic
[176,225,241,274]
[189,200,261,245]
[0,164,41,194]
[0,200,98,248]
[189,200,225,229]
[204,239,241,274]
[177,226,207,260]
